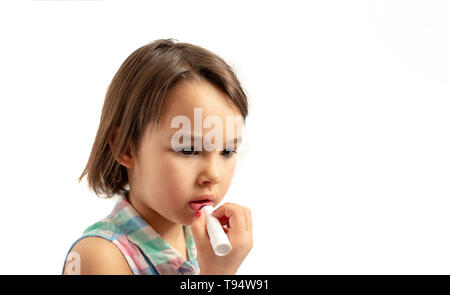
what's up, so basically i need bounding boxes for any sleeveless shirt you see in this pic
[62,191,200,275]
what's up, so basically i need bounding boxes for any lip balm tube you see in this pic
[201,205,232,256]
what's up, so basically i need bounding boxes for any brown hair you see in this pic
[78,38,249,199]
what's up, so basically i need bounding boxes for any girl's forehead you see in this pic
[158,108,244,134]
[159,105,241,132]
[154,79,243,139]
[162,104,240,123]
[162,79,239,115]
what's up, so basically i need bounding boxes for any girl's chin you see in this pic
[178,213,198,226]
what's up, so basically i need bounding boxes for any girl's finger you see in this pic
[212,203,246,233]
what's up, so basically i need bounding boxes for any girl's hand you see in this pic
[190,202,253,275]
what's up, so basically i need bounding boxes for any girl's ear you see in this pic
[108,126,135,169]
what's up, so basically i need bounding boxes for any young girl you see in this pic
[62,39,253,275]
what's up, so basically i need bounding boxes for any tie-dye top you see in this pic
[62,190,200,275]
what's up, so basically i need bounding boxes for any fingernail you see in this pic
[196,210,201,218]
[213,209,217,213]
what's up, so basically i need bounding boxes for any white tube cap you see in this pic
[201,205,232,256]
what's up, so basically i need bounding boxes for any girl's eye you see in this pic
[178,147,237,158]
[221,149,236,158]
[180,147,198,156]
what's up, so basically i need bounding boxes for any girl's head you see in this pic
[79,38,248,225]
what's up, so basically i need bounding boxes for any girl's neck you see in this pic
[126,190,185,252]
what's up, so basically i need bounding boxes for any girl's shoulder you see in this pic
[62,235,134,275]
[62,215,157,275]
[62,216,132,275]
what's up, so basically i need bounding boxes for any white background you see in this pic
[0,0,449,274]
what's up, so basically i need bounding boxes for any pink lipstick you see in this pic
[189,194,214,211]
[189,200,213,211]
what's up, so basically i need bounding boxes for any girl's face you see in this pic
[127,78,243,226]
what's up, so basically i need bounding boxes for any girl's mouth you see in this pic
[189,200,213,211]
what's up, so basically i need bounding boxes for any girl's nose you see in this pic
[202,174,220,185]
[198,161,221,186]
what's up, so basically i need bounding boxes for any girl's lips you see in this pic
[189,200,213,211]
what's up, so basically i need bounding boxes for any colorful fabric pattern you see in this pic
[62,190,200,275]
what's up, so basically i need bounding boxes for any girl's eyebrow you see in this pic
[229,137,242,145]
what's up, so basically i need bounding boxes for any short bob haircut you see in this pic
[78,38,249,199]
